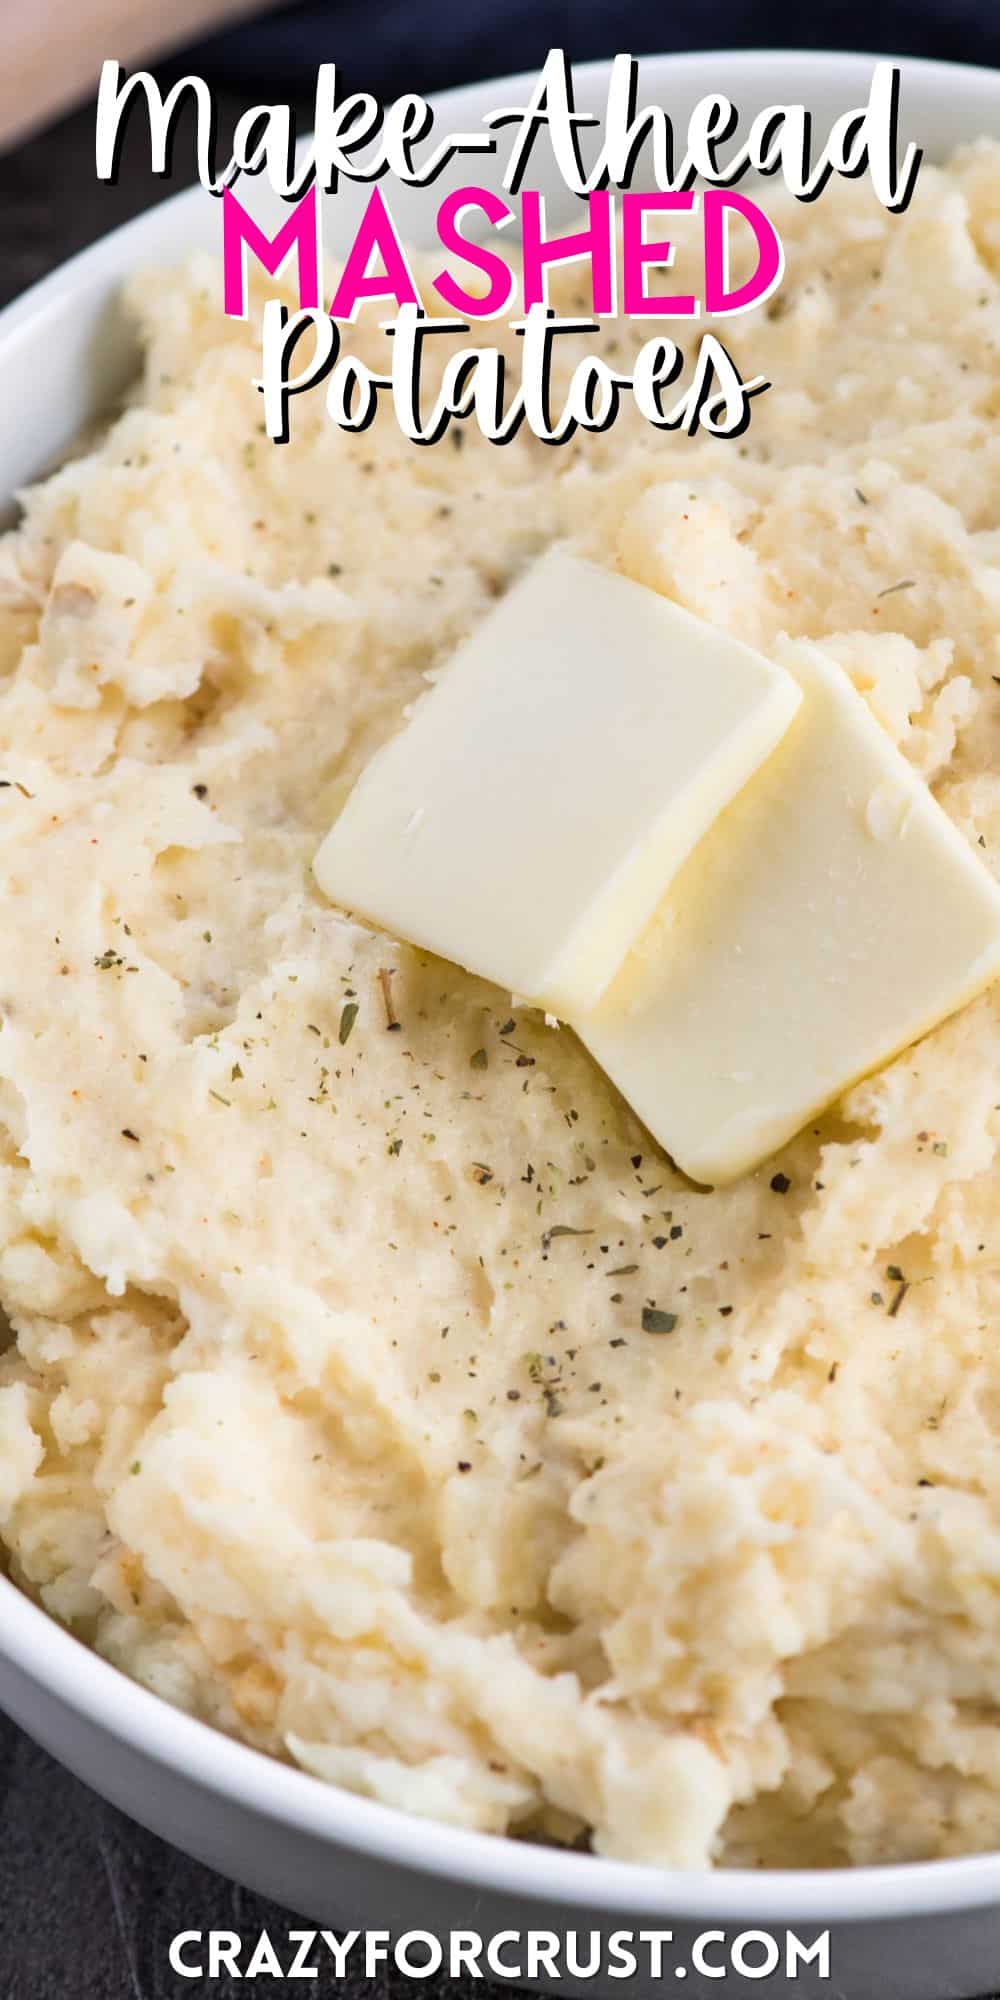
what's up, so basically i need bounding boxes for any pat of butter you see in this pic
[579,641,1000,1185]
[314,551,800,1015]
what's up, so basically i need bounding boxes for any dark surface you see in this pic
[0,1711,493,1998]
[188,0,1000,101]
[0,74,508,2000]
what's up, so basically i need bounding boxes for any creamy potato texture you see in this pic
[3,149,1000,1870]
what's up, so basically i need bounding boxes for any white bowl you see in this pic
[3,50,1000,1999]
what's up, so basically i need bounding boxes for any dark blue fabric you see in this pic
[188,0,996,100]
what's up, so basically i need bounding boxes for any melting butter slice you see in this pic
[578,640,1000,1185]
[314,551,800,1015]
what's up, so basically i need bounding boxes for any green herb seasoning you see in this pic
[642,1307,678,1334]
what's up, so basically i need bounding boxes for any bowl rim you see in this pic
[3,41,1000,1928]
[7,1568,1000,1923]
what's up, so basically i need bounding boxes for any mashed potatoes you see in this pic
[3,147,1000,1870]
